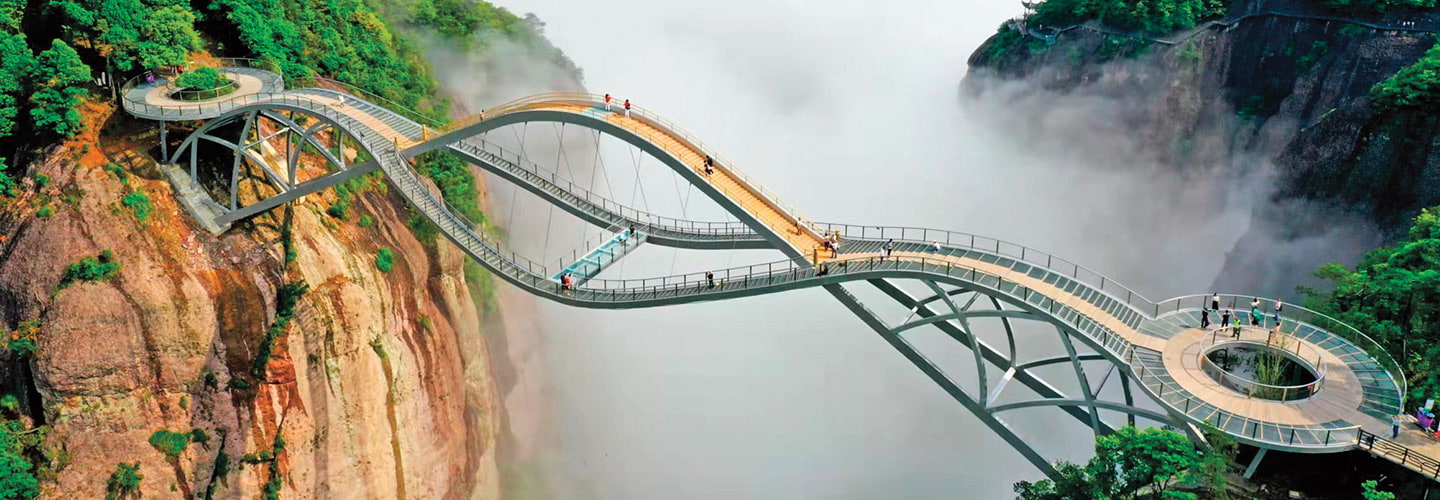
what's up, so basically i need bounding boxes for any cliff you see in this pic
[966,0,1440,292]
[0,101,503,498]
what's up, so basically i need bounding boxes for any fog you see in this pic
[418,0,1377,498]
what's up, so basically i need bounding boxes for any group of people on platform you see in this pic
[1198,293,1285,339]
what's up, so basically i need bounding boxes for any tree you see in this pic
[105,462,142,500]
[46,0,202,71]
[29,39,90,138]
[0,452,37,499]
[1302,207,1440,405]
[1014,426,1228,500]
[1362,480,1396,500]
[0,32,34,139]
[132,5,201,70]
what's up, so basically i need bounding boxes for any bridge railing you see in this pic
[432,92,827,242]
[813,222,1154,314]
[1132,359,1363,450]
[1198,337,1328,402]
[1157,294,1406,403]
[453,136,757,237]
[119,58,285,119]
[1357,429,1440,480]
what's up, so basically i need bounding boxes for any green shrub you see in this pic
[32,174,47,189]
[0,396,17,415]
[0,172,15,198]
[174,67,227,91]
[189,428,209,447]
[34,206,52,219]
[5,340,33,358]
[375,248,395,272]
[105,462,142,500]
[103,164,128,184]
[59,250,120,288]
[121,191,152,222]
[357,215,374,228]
[147,430,189,459]
[407,212,438,246]
[1373,41,1440,115]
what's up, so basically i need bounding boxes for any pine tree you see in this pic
[29,39,90,138]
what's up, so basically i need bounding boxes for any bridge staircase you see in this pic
[552,229,647,286]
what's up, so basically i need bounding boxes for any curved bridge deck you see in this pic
[120,66,1435,474]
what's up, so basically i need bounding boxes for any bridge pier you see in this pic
[159,120,167,160]
[1244,448,1268,479]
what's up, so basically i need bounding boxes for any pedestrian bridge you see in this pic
[120,62,1438,482]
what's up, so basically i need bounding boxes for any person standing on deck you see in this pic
[1200,307,1211,329]
[932,241,942,253]
[1211,293,1220,312]
[1274,297,1284,325]
[704,155,714,175]
[706,270,715,288]
[623,99,631,118]
[1393,414,1403,439]
[885,239,896,258]
[1232,314,1242,338]
[605,93,612,111]
[1250,297,1261,326]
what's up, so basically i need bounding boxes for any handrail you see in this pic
[1159,294,1406,403]
[1132,359,1362,450]
[173,80,239,101]
[452,136,755,235]
[428,92,827,244]
[1357,429,1440,480]
[1198,339,1326,402]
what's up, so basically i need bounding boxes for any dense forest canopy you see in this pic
[1303,208,1440,406]
[1027,0,1231,34]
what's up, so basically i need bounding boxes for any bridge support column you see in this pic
[159,121,168,161]
[1244,448,1268,479]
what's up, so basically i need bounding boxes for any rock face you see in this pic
[966,0,1440,291]
[0,105,502,498]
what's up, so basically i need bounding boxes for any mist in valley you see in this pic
[416,0,1386,497]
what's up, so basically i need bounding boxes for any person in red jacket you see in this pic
[623,99,631,118]
[604,93,612,111]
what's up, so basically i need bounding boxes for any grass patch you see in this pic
[375,248,395,272]
[147,430,190,459]
[121,190,152,222]
[34,206,52,218]
[105,462,142,500]
[59,250,120,288]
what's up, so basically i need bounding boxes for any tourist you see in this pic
[1200,307,1210,329]
[337,94,346,107]
[885,238,896,258]
[1250,297,1261,326]
[706,270,715,288]
[1232,314,1242,338]
[1274,297,1284,325]
[704,155,714,175]
[605,93,612,111]
[1393,414,1403,439]
[624,99,631,118]
[1220,308,1231,331]
[629,223,636,238]
[560,273,572,293]
[1211,293,1220,312]
[932,241,942,253]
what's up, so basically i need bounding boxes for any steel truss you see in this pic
[828,279,1183,477]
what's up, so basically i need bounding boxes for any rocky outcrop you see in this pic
[0,103,502,498]
[967,0,1440,292]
